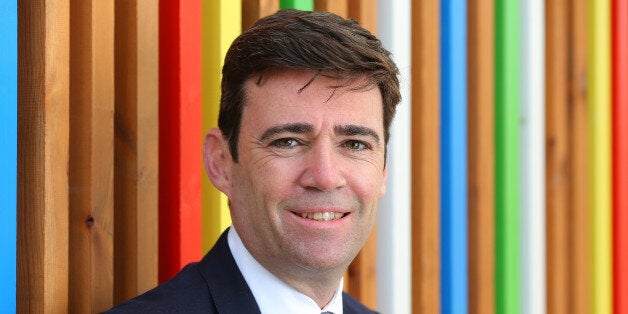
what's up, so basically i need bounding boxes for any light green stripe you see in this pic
[495,0,521,313]
[279,0,314,11]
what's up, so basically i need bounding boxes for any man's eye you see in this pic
[271,138,299,148]
[343,140,368,151]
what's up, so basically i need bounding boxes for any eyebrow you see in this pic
[334,125,381,144]
[259,123,314,142]
[258,122,381,145]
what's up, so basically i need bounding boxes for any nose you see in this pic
[298,142,346,191]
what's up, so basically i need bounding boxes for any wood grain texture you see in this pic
[314,0,348,17]
[17,0,70,312]
[567,0,590,312]
[114,0,159,304]
[467,0,495,312]
[411,0,441,312]
[546,0,570,313]
[347,0,376,34]
[612,0,628,312]
[68,0,115,311]
[242,0,278,30]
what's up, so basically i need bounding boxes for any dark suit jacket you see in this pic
[105,229,377,313]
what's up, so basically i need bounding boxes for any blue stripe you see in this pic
[0,1,18,311]
[440,0,468,313]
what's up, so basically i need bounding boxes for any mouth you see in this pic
[291,211,349,221]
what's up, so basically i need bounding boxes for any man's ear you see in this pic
[203,128,232,198]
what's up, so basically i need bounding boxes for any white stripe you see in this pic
[376,1,412,314]
[520,0,546,313]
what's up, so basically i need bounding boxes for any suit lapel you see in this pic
[197,229,262,314]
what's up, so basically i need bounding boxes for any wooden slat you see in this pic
[202,0,240,253]
[68,0,115,311]
[159,0,203,282]
[495,0,521,312]
[314,0,348,17]
[441,0,468,312]
[242,0,278,30]
[411,0,441,312]
[114,0,159,304]
[613,0,628,312]
[546,0,570,313]
[588,0,613,312]
[467,0,495,312]
[17,0,70,312]
[0,1,17,311]
[520,0,546,313]
[347,0,376,34]
[567,0,590,312]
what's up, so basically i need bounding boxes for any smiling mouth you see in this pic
[292,211,348,221]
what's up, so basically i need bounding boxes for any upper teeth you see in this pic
[299,212,344,221]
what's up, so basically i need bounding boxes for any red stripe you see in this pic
[159,0,202,283]
[613,0,628,311]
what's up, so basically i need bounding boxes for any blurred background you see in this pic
[4,0,627,313]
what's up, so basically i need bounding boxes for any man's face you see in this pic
[224,69,387,279]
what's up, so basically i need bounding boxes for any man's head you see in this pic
[203,9,400,301]
[219,9,400,161]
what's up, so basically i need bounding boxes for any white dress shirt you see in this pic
[228,227,344,314]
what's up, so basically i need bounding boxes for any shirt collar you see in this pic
[228,227,344,314]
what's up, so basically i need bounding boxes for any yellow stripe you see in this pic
[202,0,242,253]
[588,0,612,312]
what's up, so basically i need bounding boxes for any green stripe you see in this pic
[279,0,314,11]
[495,0,521,313]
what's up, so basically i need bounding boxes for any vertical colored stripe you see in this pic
[520,0,545,313]
[495,0,520,312]
[467,0,495,312]
[613,0,628,311]
[0,1,17,312]
[280,0,314,10]
[159,0,203,282]
[410,0,441,312]
[201,0,240,253]
[613,0,628,312]
[568,1,591,312]
[441,0,468,313]
[377,2,412,313]
[545,0,571,312]
[588,0,613,312]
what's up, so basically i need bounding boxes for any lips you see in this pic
[292,211,348,221]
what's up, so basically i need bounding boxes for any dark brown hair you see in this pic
[219,9,400,161]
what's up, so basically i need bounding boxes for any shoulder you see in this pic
[342,292,379,314]
[103,263,217,314]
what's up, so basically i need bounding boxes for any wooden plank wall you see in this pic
[467,0,495,312]
[114,0,159,304]
[0,1,17,312]
[411,0,441,312]
[17,0,70,312]
[546,0,571,312]
[68,0,115,311]
[18,0,160,312]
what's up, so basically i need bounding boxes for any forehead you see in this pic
[241,69,384,131]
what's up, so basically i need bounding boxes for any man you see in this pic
[107,8,400,313]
